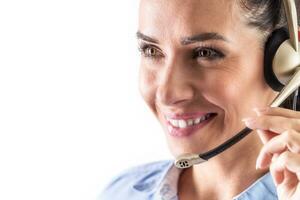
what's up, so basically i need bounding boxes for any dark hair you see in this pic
[239,0,300,111]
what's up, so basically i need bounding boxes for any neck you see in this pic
[178,132,268,200]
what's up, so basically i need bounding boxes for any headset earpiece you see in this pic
[263,0,300,96]
[264,28,289,91]
[263,24,300,107]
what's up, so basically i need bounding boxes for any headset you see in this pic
[175,0,300,169]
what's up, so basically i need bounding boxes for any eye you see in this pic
[193,47,224,60]
[138,44,163,59]
[145,47,157,56]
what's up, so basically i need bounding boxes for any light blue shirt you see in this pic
[99,160,278,200]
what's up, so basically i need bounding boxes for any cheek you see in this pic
[202,72,243,112]
[202,55,269,116]
[138,66,158,112]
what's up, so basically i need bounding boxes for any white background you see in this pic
[0,1,171,199]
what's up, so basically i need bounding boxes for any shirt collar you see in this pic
[153,163,182,200]
[132,160,175,194]
[133,160,277,200]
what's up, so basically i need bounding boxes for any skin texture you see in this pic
[137,0,300,199]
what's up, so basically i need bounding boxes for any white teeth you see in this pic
[194,118,201,124]
[187,119,193,126]
[170,119,179,127]
[178,120,187,128]
[166,113,214,129]
[200,115,206,122]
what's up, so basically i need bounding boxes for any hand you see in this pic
[243,107,300,200]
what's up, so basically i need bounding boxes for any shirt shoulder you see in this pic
[99,160,173,200]
[233,173,278,200]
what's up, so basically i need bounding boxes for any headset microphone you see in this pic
[175,0,300,169]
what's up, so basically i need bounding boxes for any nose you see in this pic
[156,56,195,107]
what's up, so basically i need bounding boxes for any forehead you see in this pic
[138,0,245,43]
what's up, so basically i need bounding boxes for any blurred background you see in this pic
[0,1,170,199]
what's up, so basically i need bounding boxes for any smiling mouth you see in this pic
[166,113,217,128]
[165,113,218,137]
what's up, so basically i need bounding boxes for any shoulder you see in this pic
[99,160,173,200]
[234,172,278,200]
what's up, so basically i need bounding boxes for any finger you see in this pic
[242,115,300,133]
[271,151,300,175]
[256,129,278,144]
[270,151,300,192]
[281,170,298,192]
[270,158,284,186]
[270,163,298,196]
[254,107,300,119]
[256,130,300,169]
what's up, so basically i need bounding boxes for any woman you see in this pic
[101,0,300,199]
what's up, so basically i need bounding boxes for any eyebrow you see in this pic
[136,31,159,44]
[136,31,229,45]
[181,32,228,45]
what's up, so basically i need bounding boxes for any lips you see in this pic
[164,113,217,137]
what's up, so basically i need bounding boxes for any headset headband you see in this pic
[283,0,298,51]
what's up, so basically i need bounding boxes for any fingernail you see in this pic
[255,162,259,170]
[242,118,256,128]
[253,107,269,115]
[255,159,261,170]
[241,117,254,122]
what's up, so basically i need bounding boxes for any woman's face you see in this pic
[137,0,277,156]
